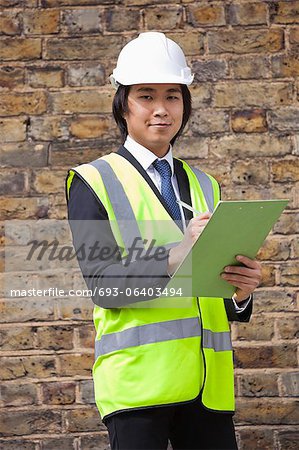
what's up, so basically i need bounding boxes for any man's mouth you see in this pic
[149,123,171,127]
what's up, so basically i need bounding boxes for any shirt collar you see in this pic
[124,135,174,175]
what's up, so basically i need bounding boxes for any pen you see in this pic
[176,199,201,215]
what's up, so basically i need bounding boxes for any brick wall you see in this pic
[0,0,298,449]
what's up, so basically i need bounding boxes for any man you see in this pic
[66,32,262,450]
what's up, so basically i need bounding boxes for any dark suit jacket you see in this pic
[67,146,252,321]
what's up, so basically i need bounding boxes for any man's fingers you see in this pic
[221,273,260,286]
[224,265,259,276]
[191,212,212,222]
[236,255,261,269]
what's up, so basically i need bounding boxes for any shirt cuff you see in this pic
[232,294,252,313]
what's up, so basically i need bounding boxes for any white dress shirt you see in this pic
[124,135,251,312]
[124,135,186,230]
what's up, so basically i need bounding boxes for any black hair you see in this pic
[112,84,192,146]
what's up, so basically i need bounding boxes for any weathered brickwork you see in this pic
[0,1,298,449]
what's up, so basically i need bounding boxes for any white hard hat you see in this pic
[110,32,194,88]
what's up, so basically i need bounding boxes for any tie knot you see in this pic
[153,159,172,179]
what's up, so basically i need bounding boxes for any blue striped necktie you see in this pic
[153,159,183,230]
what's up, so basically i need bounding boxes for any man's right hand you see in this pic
[167,212,212,276]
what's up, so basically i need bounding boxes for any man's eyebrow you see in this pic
[166,88,182,93]
[135,87,182,93]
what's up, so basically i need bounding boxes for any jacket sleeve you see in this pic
[224,297,253,322]
[67,174,171,308]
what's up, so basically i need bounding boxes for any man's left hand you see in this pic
[221,255,262,303]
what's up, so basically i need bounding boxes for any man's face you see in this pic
[124,84,184,157]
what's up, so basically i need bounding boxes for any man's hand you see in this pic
[168,212,212,276]
[221,255,262,303]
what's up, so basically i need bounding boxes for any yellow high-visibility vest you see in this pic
[66,153,234,421]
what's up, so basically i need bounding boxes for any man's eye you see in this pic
[140,96,152,100]
[168,96,179,100]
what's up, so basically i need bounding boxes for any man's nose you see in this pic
[153,101,168,116]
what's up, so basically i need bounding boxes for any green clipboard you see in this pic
[168,199,288,298]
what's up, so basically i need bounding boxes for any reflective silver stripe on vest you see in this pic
[203,329,232,352]
[94,319,232,359]
[95,317,201,359]
[188,166,214,213]
[90,159,144,255]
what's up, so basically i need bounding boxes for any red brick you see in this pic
[234,344,297,368]
[237,372,279,397]
[227,2,267,26]
[35,325,74,350]
[231,109,267,133]
[214,81,293,108]
[0,65,24,88]
[27,66,64,88]
[270,1,299,24]
[57,353,93,376]
[67,62,105,86]
[0,298,54,323]
[0,383,38,406]
[77,323,95,349]
[0,326,35,350]
[0,11,21,35]
[235,398,298,425]
[62,8,102,34]
[41,381,76,404]
[290,26,299,44]
[237,427,274,449]
[208,29,284,54]
[70,115,113,139]
[233,314,274,341]
[257,236,291,261]
[0,170,28,195]
[276,429,299,449]
[0,441,37,450]
[0,38,41,61]
[0,117,27,142]
[0,91,47,116]
[40,437,76,450]
[48,90,112,114]
[105,7,140,32]
[280,371,299,396]
[23,9,60,34]
[42,0,120,5]
[275,315,299,340]
[272,53,299,78]
[0,410,61,436]
[0,142,48,168]
[192,59,228,82]
[0,355,57,380]
[273,212,299,235]
[187,4,226,26]
[269,109,299,132]
[80,434,110,449]
[190,109,229,135]
[29,116,70,141]
[79,379,95,404]
[145,6,184,30]
[45,36,122,60]
[63,407,104,432]
[231,160,270,185]
[57,297,93,321]
[280,264,299,286]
